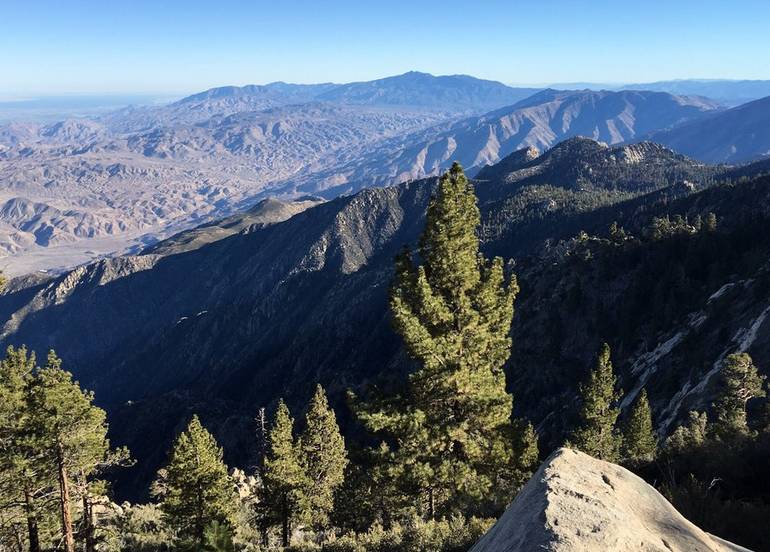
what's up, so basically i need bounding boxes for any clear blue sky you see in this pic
[2,0,769,96]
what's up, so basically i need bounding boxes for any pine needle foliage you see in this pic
[569,343,622,462]
[155,416,234,550]
[355,163,537,519]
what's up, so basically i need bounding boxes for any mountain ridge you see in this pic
[4,139,768,499]
[647,94,770,163]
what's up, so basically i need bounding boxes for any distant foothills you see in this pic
[1,71,770,274]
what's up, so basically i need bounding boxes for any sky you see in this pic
[2,0,769,96]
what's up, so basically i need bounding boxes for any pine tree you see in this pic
[704,212,718,232]
[253,407,271,547]
[299,385,347,533]
[665,411,708,455]
[155,416,234,550]
[621,388,657,463]
[711,353,766,440]
[0,346,47,552]
[263,400,308,547]
[570,343,622,461]
[26,351,119,552]
[355,163,537,519]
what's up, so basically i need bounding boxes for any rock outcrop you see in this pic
[470,448,751,552]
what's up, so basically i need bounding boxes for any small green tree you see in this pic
[704,212,718,232]
[155,416,234,550]
[665,411,709,455]
[299,385,348,534]
[26,351,120,552]
[263,400,308,547]
[621,388,657,463]
[711,353,766,439]
[203,520,235,552]
[569,343,622,461]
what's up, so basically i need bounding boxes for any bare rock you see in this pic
[470,448,751,552]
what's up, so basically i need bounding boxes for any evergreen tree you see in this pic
[299,385,347,533]
[253,407,271,547]
[665,411,708,455]
[355,163,537,519]
[711,353,766,440]
[570,343,622,461]
[621,388,657,463]
[263,400,308,547]
[704,212,718,232]
[0,346,47,552]
[154,416,234,550]
[26,351,117,552]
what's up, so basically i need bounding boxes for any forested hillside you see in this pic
[0,138,768,497]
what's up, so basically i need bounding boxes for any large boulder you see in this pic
[470,448,751,552]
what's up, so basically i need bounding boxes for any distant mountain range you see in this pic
[279,89,720,196]
[1,71,770,274]
[648,95,770,163]
[315,71,540,111]
[622,79,770,106]
[548,79,770,106]
[3,138,770,498]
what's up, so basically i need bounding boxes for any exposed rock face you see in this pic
[471,448,751,552]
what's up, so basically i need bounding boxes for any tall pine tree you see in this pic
[263,400,308,547]
[355,162,537,519]
[569,343,622,461]
[621,388,657,463]
[26,351,119,552]
[299,385,347,533]
[154,416,234,550]
[0,346,47,552]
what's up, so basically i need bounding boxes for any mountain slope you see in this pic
[0,72,544,271]
[0,104,446,274]
[647,95,770,163]
[3,139,760,498]
[0,80,728,271]
[284,89,721,196]
[316,71,540,112]
[623,79,770,106]
[145,196,324,256]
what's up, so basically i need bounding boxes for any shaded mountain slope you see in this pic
[1,140,768,499]
[648,95,770,163]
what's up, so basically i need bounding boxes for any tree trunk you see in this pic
[197,486,205,551]
[428,487,435,520]
[56,443,75,552]
[281,497,290,547]
[23,486,41,552]
[82,489,95,552]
